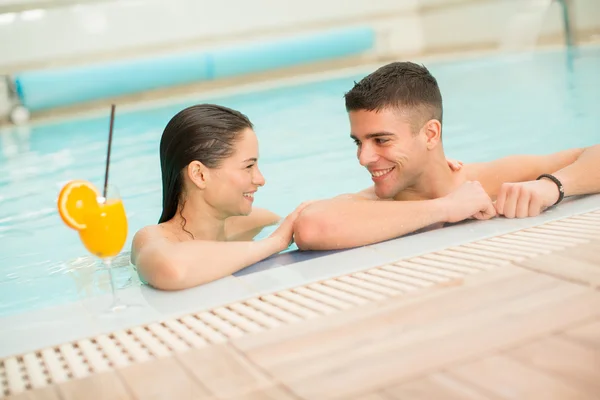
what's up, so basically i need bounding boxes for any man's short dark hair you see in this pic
[344,61,443,133]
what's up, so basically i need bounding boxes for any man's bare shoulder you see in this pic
[462,158,523,179]
[335,186,391,201]
[462,160,518,196]
[461,162,488,181]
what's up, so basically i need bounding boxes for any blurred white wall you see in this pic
[422,0,600,51]
[0,0,420,70]
[0,0,599,71]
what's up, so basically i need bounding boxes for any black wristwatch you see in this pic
[536,174,564,206]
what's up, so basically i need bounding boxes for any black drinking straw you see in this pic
[103,104,116,199]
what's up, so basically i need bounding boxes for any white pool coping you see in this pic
[1,192,598,359]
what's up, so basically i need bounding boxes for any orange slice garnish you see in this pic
[57,180,100,230]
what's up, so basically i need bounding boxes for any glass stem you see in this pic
[103,257,119,303]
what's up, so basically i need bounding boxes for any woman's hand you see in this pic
[269,201,314,252]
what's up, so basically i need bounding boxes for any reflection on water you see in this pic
[0,250,142,317]
[64,252,142,298]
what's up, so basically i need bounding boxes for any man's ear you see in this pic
[186,160,209,189]
[422,119,442,150]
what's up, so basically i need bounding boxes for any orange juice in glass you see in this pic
[58,180,130,312]
[79,197,128,259]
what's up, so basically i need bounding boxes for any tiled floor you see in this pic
[4,232,599,399]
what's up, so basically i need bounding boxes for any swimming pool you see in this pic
[0,45,599,318]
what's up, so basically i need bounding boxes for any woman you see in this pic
[131,104,310,290]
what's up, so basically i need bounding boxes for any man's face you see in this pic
[349,108,429,199]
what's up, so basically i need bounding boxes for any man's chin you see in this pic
[244,204,255,215]
[374,186,395,200]
[374,182,405,200]
[238,208,252,217]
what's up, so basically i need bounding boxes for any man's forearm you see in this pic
[293,198,448,250]
[553,144,600,197]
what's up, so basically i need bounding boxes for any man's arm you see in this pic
[469,147,584,198]
[552,144,600,197]
[491,145,600,218]
[294,181,496,251]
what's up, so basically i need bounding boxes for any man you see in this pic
[293,61,600,251]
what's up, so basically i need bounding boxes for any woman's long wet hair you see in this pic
[158,104,253,226]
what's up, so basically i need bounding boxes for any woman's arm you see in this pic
[225,207,280,241]
[131,203,310,290]
[132,228,286,290]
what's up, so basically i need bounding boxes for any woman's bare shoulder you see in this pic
[130,224,178,264]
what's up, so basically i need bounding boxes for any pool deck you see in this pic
[2,201,600,399]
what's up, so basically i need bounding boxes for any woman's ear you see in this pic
[423,119,442,150]
[186,160,208,189]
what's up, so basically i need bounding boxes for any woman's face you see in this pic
[204,128,266,217]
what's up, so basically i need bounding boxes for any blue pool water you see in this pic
[0,46,599,318]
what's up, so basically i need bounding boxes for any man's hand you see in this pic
[495,179,560,218]
[440,181,496,223]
